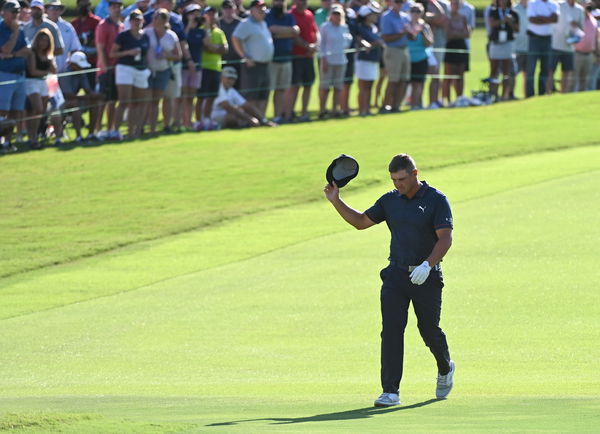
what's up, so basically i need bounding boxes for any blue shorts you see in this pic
[551,50,574,72]
[0,71,27,111]
[148,68,171,91]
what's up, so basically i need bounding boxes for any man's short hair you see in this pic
[388,154,416,173]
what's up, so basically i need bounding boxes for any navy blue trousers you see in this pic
[379,264,451,394]
[526,34,552,98]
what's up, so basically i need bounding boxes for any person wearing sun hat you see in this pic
[23,0,65,55]
[355,2,384,116]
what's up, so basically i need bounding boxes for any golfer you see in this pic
[323,153,455,407]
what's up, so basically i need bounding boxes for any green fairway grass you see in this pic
[1,141,599,432]
[1,92,598,281]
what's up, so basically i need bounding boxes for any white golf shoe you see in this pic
[436,360,456,399]
[374,392,400,407]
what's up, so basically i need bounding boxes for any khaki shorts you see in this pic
[269,61,292,91]
[383,45,410,82]
[319,64,346,89]
[165,62,182,98]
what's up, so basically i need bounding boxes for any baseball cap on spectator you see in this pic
[30,0,44,9]
[183,3,201,13]
[45,0,64,8]
[249,0,266,8]
[221,0,234,8]
[358,3,380,16]
[203,5,216,13]
[69,51,91,68]
[108,0,124,4]
[222,66,238,79]
[129,8,143,19]
[2,0,21,11]
[331,4,343,14]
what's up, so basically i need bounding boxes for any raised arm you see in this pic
[324,182,376,230]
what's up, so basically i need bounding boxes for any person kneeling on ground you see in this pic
[210,66,276,129]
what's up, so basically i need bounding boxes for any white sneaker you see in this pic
[374,392,400,407]
[436,360,455,399]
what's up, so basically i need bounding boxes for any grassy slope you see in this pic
[1,145,598,320]
[0,147,598,432]
[1,92,598,280]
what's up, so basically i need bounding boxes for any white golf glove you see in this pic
[410,261,431,285]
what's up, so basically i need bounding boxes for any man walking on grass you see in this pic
[324,154,455,407]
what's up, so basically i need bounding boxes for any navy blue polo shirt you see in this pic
[365,181,453,265]
[264,11,296,63]
[115,30,150,68]
[185,27,206,70]
[356,23,382,62]
[0,22,27,74]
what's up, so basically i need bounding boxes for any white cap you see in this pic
[69,51,91,68]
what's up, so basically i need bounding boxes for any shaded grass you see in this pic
[1,92,598,280]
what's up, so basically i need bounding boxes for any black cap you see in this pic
[326,154,359,188]
[249,0,266,7]
[221,0,234,7]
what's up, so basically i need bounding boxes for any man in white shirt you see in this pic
[547,0,584,93]
[526,0,559,96]
[45,0,83,73]
[211,66,276,128]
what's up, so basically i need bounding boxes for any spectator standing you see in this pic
[211,66,275,127]
[181,3,206,129]
[315,0,332,28]
[547,0,584,93]
[234,0,249,18]
[442,0,470,104]
[218,0,242,86]
[406,2,433,110]
[265,0,299,123]
[23,0,64,56]
[488,0,519,100]
[318,4,351,117]
[45,0,82,73]
[144,8,182,135]
[72,0,101,90]
[232,0,273,122]
[424,0,449,109]
[513,0,529,96]
[525,0,559,97]
[25,28,58,148]
[340,5,358,116]
[123,0,150,20]
[17,0,32,25]
[0,0,29,153]
[95,0,111,19]
[380,0,412,113]
[573,0,598,90]
[287,0,318,122]
[110,9,151,139]
[355,4,384,116]
[95,0,124,139]
[58,51,104,141]
[196,6,227,129]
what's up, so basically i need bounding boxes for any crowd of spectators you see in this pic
[0,0,598,152]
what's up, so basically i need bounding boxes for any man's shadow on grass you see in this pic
[206,398,440,427]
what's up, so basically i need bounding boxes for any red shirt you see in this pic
[291,6,318,58]
[71,13,101,65]
[94,17,124,76]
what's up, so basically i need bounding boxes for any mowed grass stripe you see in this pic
[1,145,598,321]
[0,165,598,432]
[1,93,598,279]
